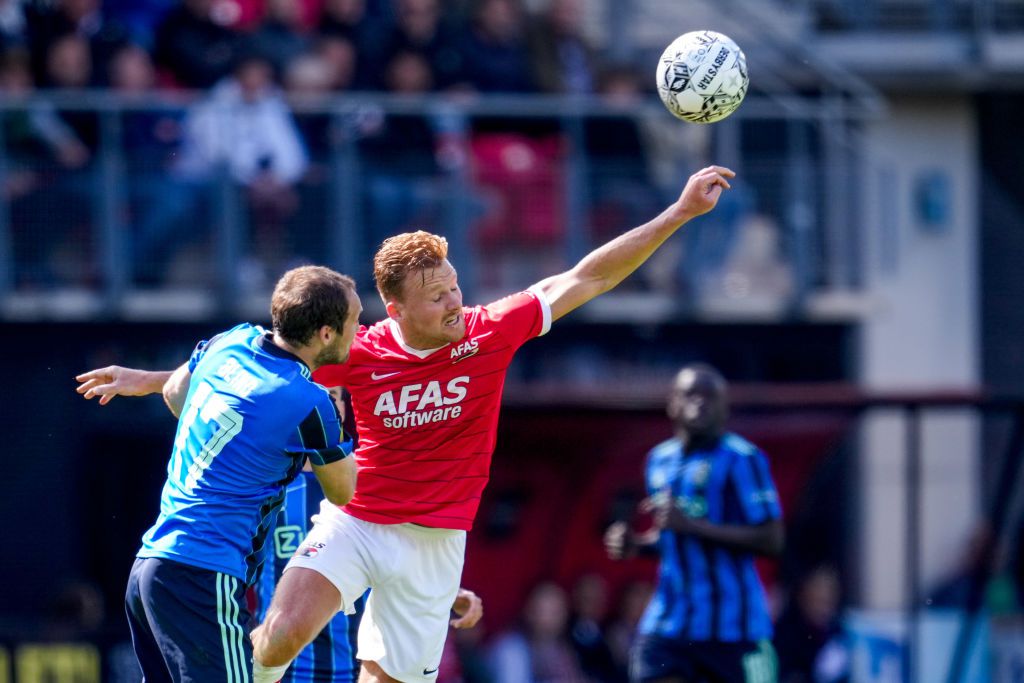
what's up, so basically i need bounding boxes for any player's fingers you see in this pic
[706,173,731,191]
[451,603,483,628]
[98,393,115,405]
[75,367,114,382]
[88,382,121,397]
[709,165,736,178]
[76,378,100,394]
[76,374,107,391]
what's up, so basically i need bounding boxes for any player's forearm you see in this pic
[683,519,784,557]
[162,364,192,418]
[573,204,690,294]
[312,456,357,506]
[136,370,175,394]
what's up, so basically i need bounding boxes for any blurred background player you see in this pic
[249,165,735,683]
[75,265,361,682]
[605,363,784,683]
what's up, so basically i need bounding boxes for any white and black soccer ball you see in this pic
[656,30,748,124]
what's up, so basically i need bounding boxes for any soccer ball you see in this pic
[656,30,749,124]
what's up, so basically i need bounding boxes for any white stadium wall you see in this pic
[857,95,981,608]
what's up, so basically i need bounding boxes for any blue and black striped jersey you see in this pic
[138,323,353,585]
[256,472,356,683]
[639,433,781,642]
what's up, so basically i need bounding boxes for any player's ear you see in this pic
[385,299,402,321]
[317,324,334,344]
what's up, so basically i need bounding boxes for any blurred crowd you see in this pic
[1,0,610,97]
[2,0,793,310]
[3,0,639,288]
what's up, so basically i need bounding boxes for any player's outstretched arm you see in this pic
[76,366,175,405]
[533,165,734,322]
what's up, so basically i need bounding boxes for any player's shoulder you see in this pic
[209,322,262,351]
[475,288,552,337]
[721,432,761,457]
[480,289,543,316]
[647,438,681,465]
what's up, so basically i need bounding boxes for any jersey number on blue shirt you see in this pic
[173,381,244,494]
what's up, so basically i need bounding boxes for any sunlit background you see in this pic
[0,0,1022,681]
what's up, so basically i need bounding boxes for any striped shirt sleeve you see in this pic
[728,449,782,524]
[294,393,353,466]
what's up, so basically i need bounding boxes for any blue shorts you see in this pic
[125,557,253,683]
[630,635,777,683]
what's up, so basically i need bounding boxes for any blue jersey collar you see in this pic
[256,332,310,371]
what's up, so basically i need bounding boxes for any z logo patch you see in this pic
[274,525,303,559]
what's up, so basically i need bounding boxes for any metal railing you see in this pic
[0,90,878,322]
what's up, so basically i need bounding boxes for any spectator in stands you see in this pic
[585,64,662,271]
[108,43,196,286]
[568,573,618,683]
[284,51,338,96]
[489,581,587,683]
[102,0,176,50]
[16,33,101,286]
[458,0,534,92]
[696,211,795,315]
[361,49,445,246]
[605,580,654,675]
[43,33,97,148]
[385,47,434,93]
[176,53,308,285]
[155,0,241,87]
[317,0,384,87]
[1,48,90,287]
[27,0,128,86]
[281,52,342,264]
[0,0,28,52]
[774,566,849,683]
[527,0,596,94]
[382,0,463,90]
[110,44,182,170]
[177,53,307,189]
[0,48,87,171]
[313,34,358,90]
[247,0,310,77]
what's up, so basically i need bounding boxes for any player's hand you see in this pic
[669,165,735,224]
[604,521,635,560]
[450,588,483,629]
[75,366,162,405]
[642,495,699,535]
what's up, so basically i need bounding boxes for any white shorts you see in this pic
[285,500,466,683]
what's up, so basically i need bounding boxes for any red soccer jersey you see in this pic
[313,289,552,530]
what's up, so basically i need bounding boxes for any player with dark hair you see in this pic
[605,363,784,683]
[75,265,362,683]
